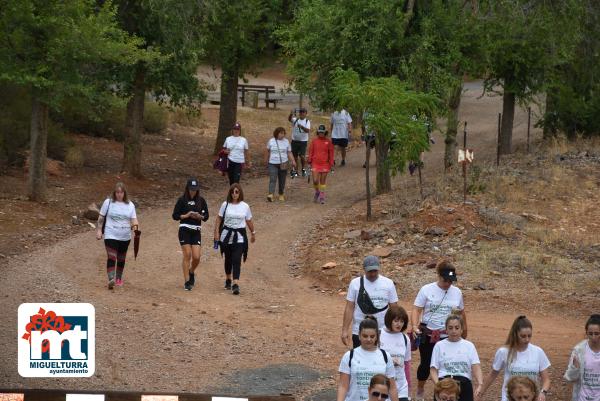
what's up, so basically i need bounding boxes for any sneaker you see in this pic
[188,271,195,287]
[224,279,232,290]
[115,278,123,287]
[341,159,346,166]
[267,193,273,202]
[278,194,285,201]
[232,283,240,295]
[313,190,320,203]
[301,168,307,177]
[184,281,192,291]
[319,192,326,204]
[108,278,115,290]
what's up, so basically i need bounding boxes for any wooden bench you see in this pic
[238,84,282,108]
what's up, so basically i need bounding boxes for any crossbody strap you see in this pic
[275,139,284,164]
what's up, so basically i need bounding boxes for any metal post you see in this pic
[497,113,502,166]
[463,121,467,204]
[527,107,531,153]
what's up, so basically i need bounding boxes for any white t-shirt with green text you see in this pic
[379,330,411,398]
[414,282,464,331]
[431,338,480,380]
[100,199,137,241]
[338,347,395,401]
[492,344,551,401]
[346,275,398,335]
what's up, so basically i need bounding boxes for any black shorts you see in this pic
[178,227,201,246]
[291,140,307,157]
[332,138,349,147]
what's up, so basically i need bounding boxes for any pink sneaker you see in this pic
[319,192,326,204]
[115,278,123,287]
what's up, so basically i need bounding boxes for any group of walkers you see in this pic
[339,256,599,401]
[92,106,597,401]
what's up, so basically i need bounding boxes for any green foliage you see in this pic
[0,85,30,165]
[0,0,147,106]
[330,69,440,172]
[279,0,409,108]
[64,146,85,169]
[143,101,168,134]
[481,0,581,104]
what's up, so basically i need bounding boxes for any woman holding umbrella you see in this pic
[96,182,139,290]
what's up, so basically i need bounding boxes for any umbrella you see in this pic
[133,229,141,260]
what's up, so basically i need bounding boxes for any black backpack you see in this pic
[349,348,388,368]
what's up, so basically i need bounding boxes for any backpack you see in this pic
[356,276,389,315]
[349,348,388,368]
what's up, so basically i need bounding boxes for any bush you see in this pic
[64,146,85,169]
[144,101,169,134]
[0,85,31,165]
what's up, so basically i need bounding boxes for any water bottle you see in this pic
[213,240,219,250]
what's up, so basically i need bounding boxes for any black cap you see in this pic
[440,267,457,282]
[232,122,241,130]
[186,177,200,191]
[298,107,307,113]
[317,124,327,133]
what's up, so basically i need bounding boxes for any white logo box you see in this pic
[18,303,95,378]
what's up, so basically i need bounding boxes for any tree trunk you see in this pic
[444,81,463,171]
[500,86,516,155]
[123,65,146,177]
[362,121,372,220]
[214,61,239,154]
[375,135,391,194]
[28,97,49,202]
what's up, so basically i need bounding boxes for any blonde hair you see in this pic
[507,376,538,401]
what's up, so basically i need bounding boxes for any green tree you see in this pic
[404,0,484,171]
[482,0,579,154]
[113,0,205,176]
[0,0,144,200]
[330,69,439,211]
[201,0,282,154]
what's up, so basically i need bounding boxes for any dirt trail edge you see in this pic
[0,86,583,400]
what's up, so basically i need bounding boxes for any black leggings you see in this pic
[417,334,436,381]
[228,161,243,185]
[223,242,244,280]
[104,239,130,280]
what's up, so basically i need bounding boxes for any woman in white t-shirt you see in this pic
[476,316,551,401]
[411,261,467,401]
[264,127,296,202]
[338,316,398,401]
[213,183,255,295]
[96,182,138,290]
[564,314,600,401]
[430,314,482,401]
[223,122,250,185]
[379,305,412,401]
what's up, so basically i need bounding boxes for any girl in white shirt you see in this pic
[96,182,139,290]
[476,316,551,401]
[213,183,255,295]
[380,305,412,401]
[430,314,482,401]
[223,122,250,185]
[338,316,398,401]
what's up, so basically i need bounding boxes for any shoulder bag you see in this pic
[275,139,289,170]
[101,198,111,235]
[356,275,389,315]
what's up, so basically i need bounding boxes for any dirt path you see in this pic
[0,83,583,400]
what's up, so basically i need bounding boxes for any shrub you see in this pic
[144,101,169,134]
[64,146,85,169]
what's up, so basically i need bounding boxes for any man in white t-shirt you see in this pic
[341,255,399,349]
[330,109,352,167]
[288,107,311,177]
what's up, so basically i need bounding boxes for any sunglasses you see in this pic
[370,392,389,400]
[232,190,240,194]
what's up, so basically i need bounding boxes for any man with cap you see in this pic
[411,260,467,401]
[341,255,399,349]
[288,108,311,177]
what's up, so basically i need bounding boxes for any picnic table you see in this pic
[238,84,281,108]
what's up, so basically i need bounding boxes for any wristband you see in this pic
[541,389,548,395]
[251,231,256,234]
